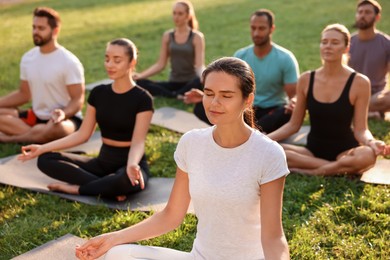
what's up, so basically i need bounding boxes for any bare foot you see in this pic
[116,195,127,202]
[48,183,80,195]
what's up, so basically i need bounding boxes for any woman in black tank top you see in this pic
[133,1,205,98]
[267,24,389,176]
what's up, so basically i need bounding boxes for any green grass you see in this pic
[0,0,389,259]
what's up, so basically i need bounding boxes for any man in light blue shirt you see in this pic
[235,9,299,133]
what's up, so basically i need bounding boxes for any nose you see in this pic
[211,96,221,106]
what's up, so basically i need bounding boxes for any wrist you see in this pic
[365,139,374,146]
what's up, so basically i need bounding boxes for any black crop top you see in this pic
[88,84,154,141]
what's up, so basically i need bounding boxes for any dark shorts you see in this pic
[19,109,82,130]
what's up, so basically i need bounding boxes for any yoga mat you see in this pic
[280,125,309,146]
[0,154,191,211]
[360,159,390,185]
[12,234,93,260]
[151,107,210,134]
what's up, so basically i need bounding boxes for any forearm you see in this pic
[127,141,145,166]
[137,63,164,79]
[39,130,89,153]
[354,129,375,145]
[262,237,290,260]
[62,99,83,119]
[267,122,300,142]
[0,91,30,108]
[110,208,184,246]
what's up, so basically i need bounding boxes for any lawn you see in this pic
[0,0,389,259]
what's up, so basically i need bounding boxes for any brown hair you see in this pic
[202,57,258,129]
[357,0,382,15]
[175,1,199,30]
[33,7,61,29]
[251,9,275,28]
[108,38,138,62]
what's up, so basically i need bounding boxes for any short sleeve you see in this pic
[258,141,289,184]
[136,89,154,113]
[64,54,84,85]
[20,56,27,81]
[283,53,299,84]
[87,87,97,107]
[174,132,191,172]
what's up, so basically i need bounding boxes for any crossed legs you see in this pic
[281,143,377,176]
[0,111,76,143]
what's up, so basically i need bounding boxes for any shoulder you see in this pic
[296,71,312,91]
[163,29,173,38]
[90,83,110,94]
[180,127,212,143]
[251,130,285,156]
[375,31,390,41]
[21,47,39,62]
[353,71,370,87]
[234,45,253,57]
[192,30,204,39]
[133,85,153,100]
[57,46,83,66]
[272,43,297,60]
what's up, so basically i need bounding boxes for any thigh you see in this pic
[104,244,194,260]
[281,143,314,157]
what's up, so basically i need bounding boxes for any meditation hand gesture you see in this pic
[183,88,204,104]
[127,164,145,189]
[51,108,66,123]
[18,145,43,162]
[367,140,388,156]
[76,232,119,260]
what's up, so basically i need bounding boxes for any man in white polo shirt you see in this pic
[0,6,84,143]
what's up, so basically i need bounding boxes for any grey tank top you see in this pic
[169,30,196,82]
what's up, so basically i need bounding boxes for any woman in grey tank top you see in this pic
[133,1,205,98]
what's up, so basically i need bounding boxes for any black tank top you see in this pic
[306,71,359,160]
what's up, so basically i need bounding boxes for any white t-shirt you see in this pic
[174,126,289,260]
[20,46,84,120]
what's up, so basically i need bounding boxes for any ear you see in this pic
[270,24,276,34]
[375,13,381,23]
[131,57,137,66]
[52,26,60,37]
[246,93,255,109]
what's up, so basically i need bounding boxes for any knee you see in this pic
[37,152,59,173]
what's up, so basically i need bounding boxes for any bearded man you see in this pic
[0,7,84,143]
[234,9,300,133]
[349,0,390,119]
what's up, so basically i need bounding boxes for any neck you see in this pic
[213,121,252,148]
[358,27,377,40]
[175,24,191,33]
[112,75,135,92]
[253,41,272,58]
[321,61,346,75]
[39,40,59,54]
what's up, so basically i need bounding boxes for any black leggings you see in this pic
[137,77,202,98]
[37,144,150,198]
[254,105,291,134]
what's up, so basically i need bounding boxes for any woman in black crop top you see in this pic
[133,1,205,98]
[18,38,154,200]
[268,24,389,176]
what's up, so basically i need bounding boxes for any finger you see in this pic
[139,174,145,190]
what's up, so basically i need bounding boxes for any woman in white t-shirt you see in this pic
[76,57,290,260]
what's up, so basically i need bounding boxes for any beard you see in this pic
[354,17,376,30]
[33,33,52,46]
[252,35,270,47]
